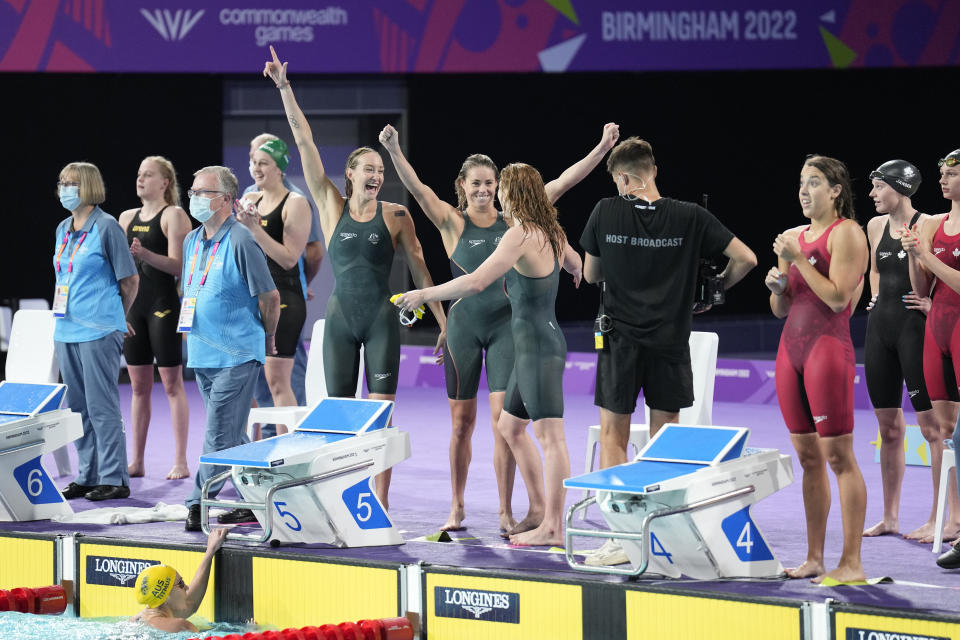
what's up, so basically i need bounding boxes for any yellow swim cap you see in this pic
[135,564,177,607]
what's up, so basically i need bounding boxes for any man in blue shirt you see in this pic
[181,166,280,532]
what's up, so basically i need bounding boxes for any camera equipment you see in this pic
[693,194,725,313]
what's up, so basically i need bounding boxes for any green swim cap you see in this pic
[258,138,290,172]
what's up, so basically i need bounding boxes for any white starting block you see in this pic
[564,424,793,578]
[199,397,410,547]
[0,381,82,521]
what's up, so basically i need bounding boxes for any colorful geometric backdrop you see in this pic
[2,0,958,73]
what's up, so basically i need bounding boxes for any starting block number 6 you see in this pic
[14,457,63,505]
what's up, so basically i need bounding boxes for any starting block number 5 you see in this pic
[342,478,392,530]
[274,501,302,531]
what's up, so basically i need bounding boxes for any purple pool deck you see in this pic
[3,347,960,619]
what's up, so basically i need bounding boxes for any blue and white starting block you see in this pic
[0,381,82,521]
[564,424,793,578]
[199,397,410,547]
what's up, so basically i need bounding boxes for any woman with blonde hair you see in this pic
[119,156,192,480]
[398,163,581,546]
[56,161,139,501]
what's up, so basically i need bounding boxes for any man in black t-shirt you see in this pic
[580,136,757,483]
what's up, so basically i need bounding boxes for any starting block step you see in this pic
[200,397,410,548]
[0,381,82,522]
[564,424,793,580]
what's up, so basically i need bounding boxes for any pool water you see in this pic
[0,611,250,640]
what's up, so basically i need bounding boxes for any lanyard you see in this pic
[55,231,87,274]
[186,235,220,288]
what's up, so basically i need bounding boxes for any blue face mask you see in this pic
[59,185,82,212]
[189,194,218,223]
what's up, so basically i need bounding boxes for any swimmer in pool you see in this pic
[131,528,227,632]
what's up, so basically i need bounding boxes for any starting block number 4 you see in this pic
[342,478,391,530]
[13,457,63,505]
[721,507,774,562]
[650,532,673,564]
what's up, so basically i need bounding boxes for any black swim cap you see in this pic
[869,159,921,197]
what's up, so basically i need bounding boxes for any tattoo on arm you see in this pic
[288,117,300,129]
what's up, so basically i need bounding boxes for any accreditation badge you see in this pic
[52,285,69,318]
[177,297,197,333]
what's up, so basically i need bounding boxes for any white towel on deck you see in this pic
[52,502,189,524]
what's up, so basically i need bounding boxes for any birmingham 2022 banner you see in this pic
[1,0,957,73]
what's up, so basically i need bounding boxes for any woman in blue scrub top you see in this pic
[54,162,139,502]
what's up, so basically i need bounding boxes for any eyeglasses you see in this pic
[187,189,225,199]
[57,181,80,189]
[939,157,959,168]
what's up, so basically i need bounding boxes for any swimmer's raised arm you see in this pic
[545,123,619,204]
[265,46,344,238]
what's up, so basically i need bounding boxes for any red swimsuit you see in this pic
[922,216,960,402]
[775,219,856,436]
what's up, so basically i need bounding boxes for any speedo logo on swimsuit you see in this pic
[877,251,892,260]
[368,233,381,245]
[934,247,946,255]
[808,256,817,265]
[813,415,828,424]
[468,239,485,247]
[373,373,392,381]
[909,389,920,398]
[339,232,358,241]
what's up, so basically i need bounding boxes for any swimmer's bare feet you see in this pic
[499,512,517,534]
[166,463,190,480]
[863,519,899,537]
[509,522,562,547]
[812,563,866,585]
[785,560,825,579]
[500,511,542,539]
[905,520,935,541]
[128,462,145,478]
[441,507,465,532]
[918,522,960,545]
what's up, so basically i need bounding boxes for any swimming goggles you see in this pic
[389,294,425,326]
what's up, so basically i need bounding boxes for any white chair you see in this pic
[246,319,364,439]
[5,309,72,476]
[933,440,956,552]
[19,298,50,311]
[579,331,719,515]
